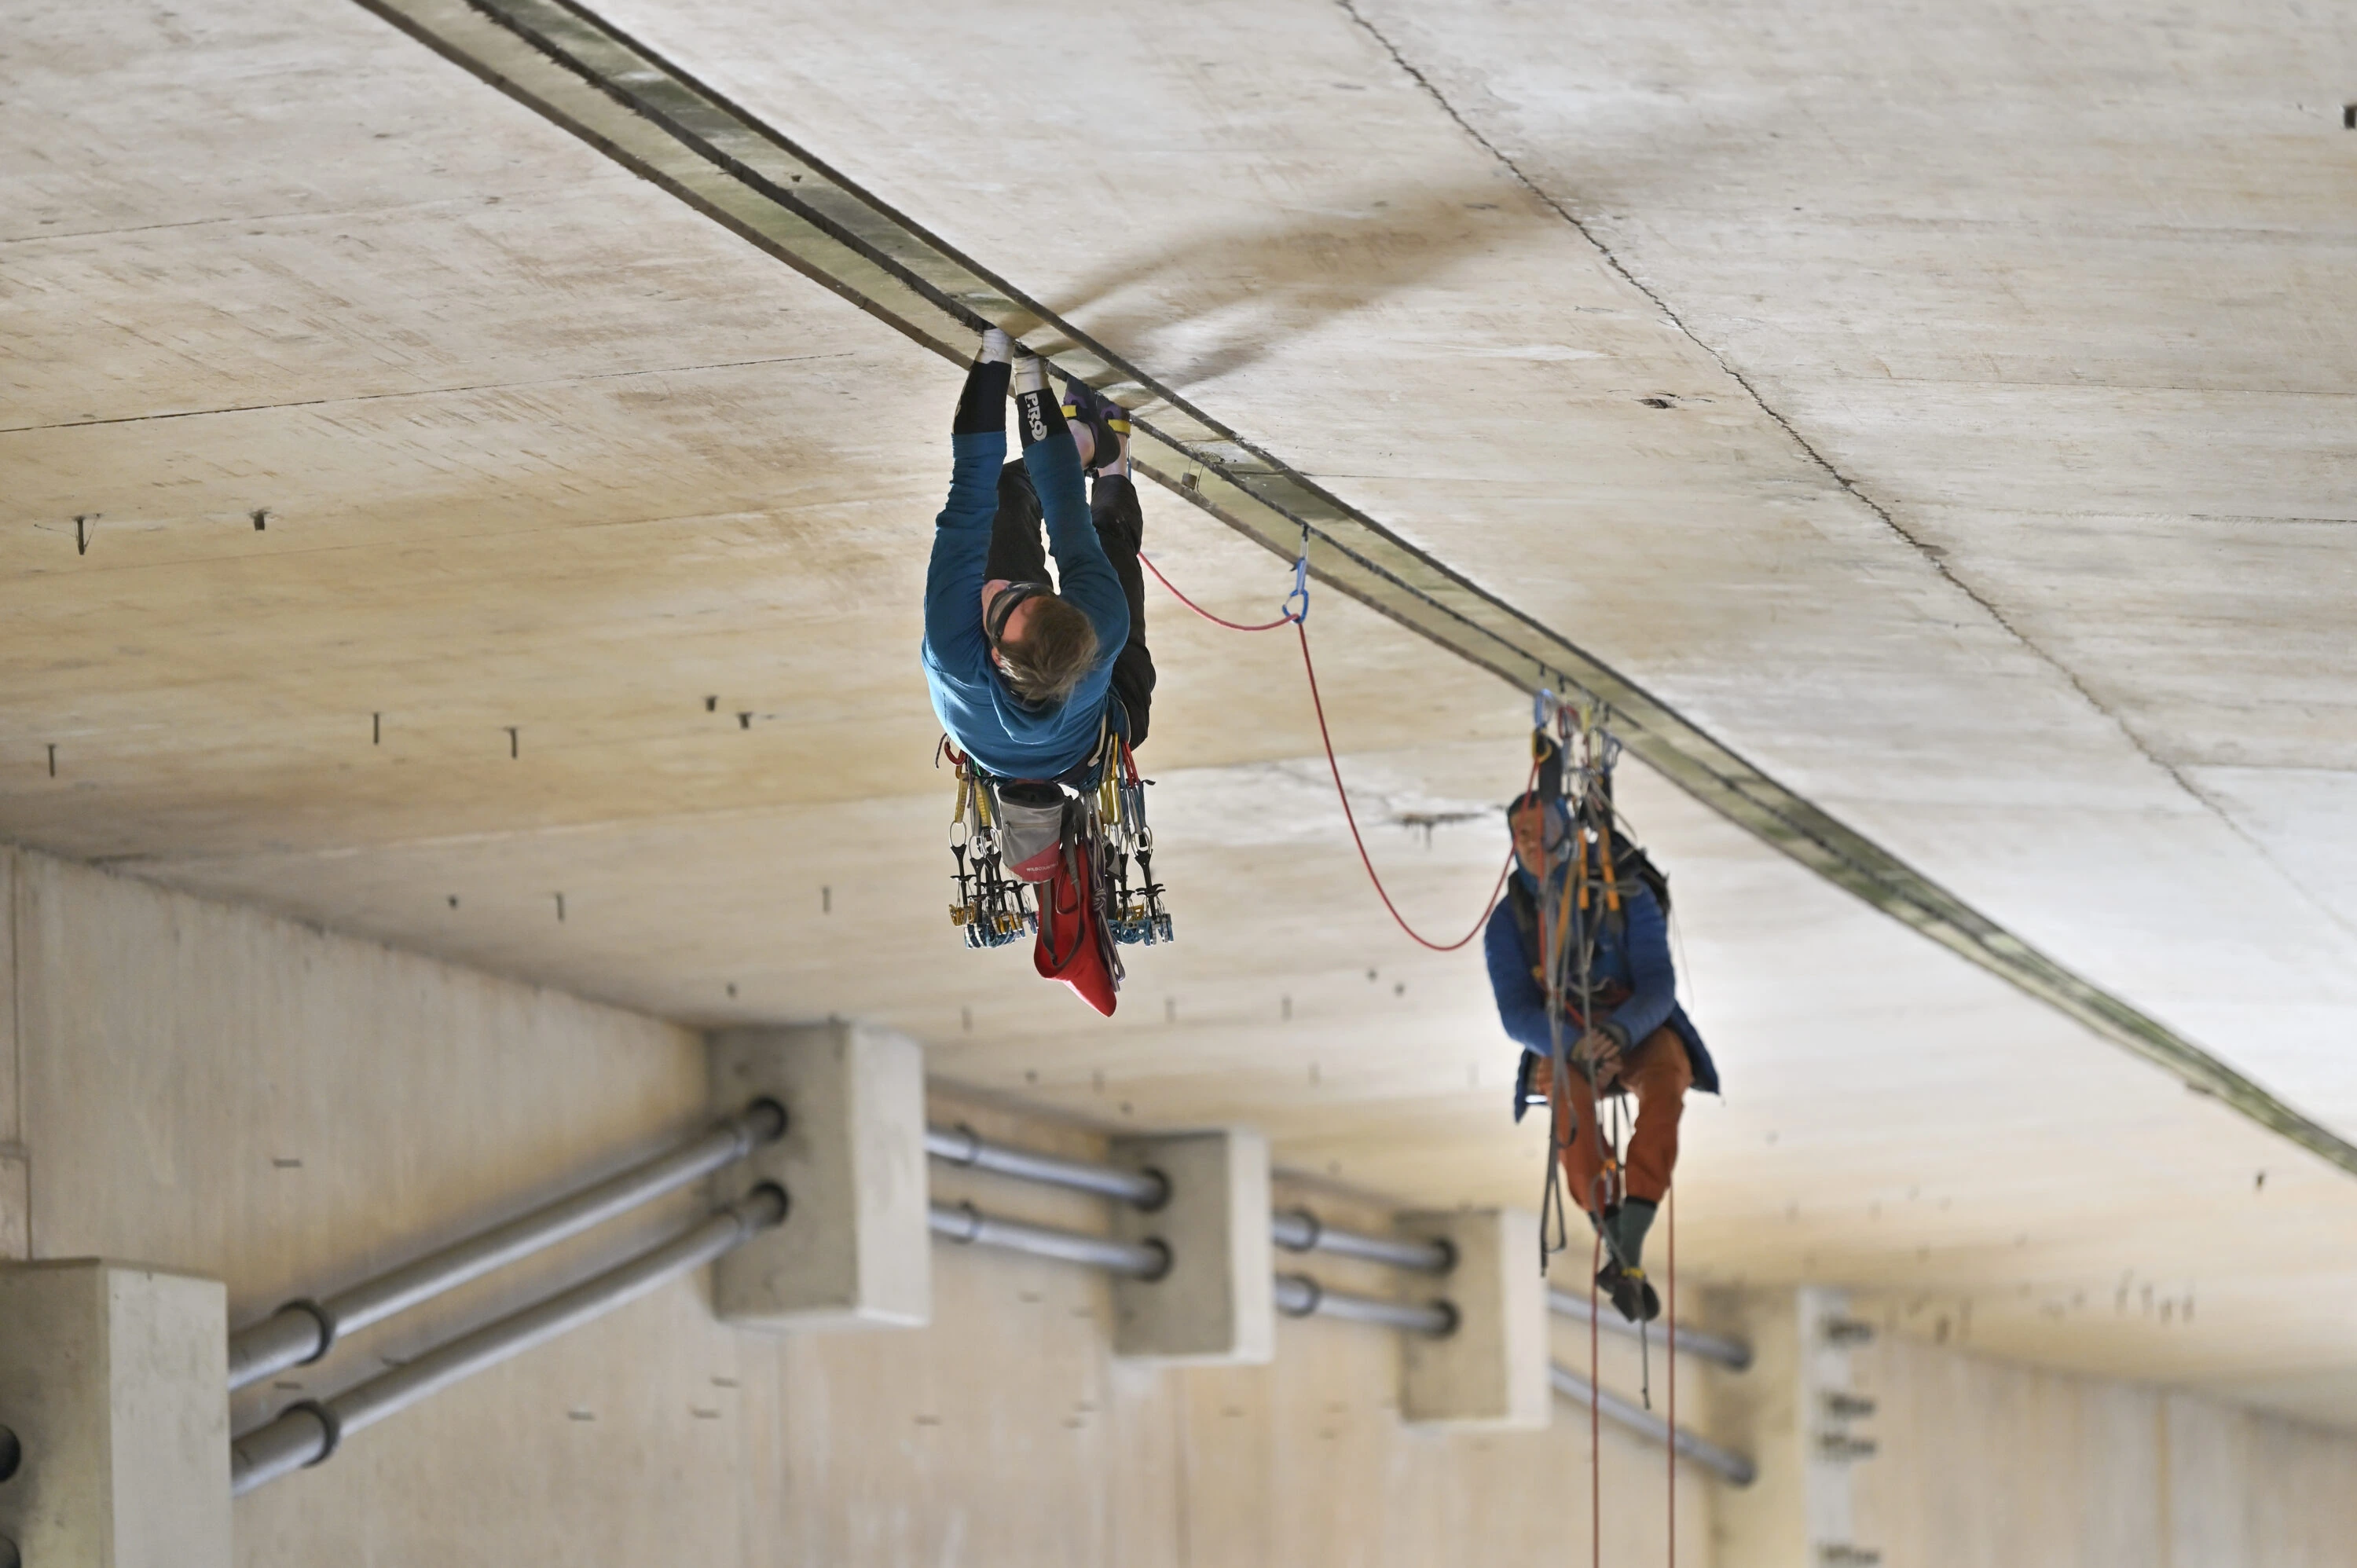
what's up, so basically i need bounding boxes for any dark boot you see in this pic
[1595,1259,1662,1324]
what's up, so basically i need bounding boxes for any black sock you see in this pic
[954,359,1010,437]
[1014,386,1070,450]
[1614,1198,1659,1269]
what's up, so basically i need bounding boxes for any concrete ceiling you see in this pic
[5,0,2355,1424]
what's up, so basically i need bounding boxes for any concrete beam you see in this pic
[1399,1207,1548,1428]
[0,1261,229,1568]
[1716,1287,1882,1568]
[709,1024,930,1331]
[1108,1129,1273,1364]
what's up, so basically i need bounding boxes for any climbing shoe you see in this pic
[1061,376,1131,476]
[1596,1259,1661,1324]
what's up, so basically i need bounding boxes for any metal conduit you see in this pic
[1547,1288,1753,1372]
[925,1126,1449,1274]
[1269,1208,1453,1274]
[228,1099,786,1391]
[929,1202,1458,1339]
[928,1201,1171,1279]
[1272,1273,1457,1337]
[231,1185,786,1496]
[1549,1362,1756,1486]
[925,1123,1168,1208]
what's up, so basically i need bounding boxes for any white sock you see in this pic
[977,328,1012,365]
[1011,355,1047,396]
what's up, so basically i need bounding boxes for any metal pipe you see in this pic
[228,1099,784,1390]
[921,1130,1455,1278]
[1269,1207,1454,1274]
[924,1123,1168,1208]
[1547,1288,1753,1371]
[231,1185,786,1495]
[1272,1273,1457,1337]
[923,1200,1458,1339]
[928,1201,1170,1279]
[1549,1362,1756,1486]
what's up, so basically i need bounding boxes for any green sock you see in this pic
[1613,1199,1659,1270]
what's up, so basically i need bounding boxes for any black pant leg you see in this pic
[984,460,1050,584]
[953,358,1010,435]
[1091,474,1157,747]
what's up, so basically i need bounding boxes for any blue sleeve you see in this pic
[1601,888,1677,1049]
[1022,433,1127,662]
[1485,903,1555,1059]
[923,430,1006,677]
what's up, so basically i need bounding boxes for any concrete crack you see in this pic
[1334,0,2348,933]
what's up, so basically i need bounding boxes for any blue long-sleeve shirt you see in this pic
[922,428,1128,779]
[1484,870,1718,1117]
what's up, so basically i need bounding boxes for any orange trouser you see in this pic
[1537,1024,1693,1214]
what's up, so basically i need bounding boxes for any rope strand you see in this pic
[1143,550,1524,952]
[1296,622,1519,951]
[1139,553,1296,632]
[1591,1225,1604,1568]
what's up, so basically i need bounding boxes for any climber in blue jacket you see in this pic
[1486,775,1718,1321]
[922,328,1154,783]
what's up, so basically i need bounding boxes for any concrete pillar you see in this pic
[1398,1207,1549,1428]
[0,1261,230,1568]
[708,1023,930,1331]
[1107,1128,1273,1364]
[1715,1286,1882,1568]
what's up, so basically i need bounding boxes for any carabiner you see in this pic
[1282,528,1311,624]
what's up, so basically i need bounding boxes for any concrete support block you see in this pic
[1716,1286,1879,1568]
[1398,1207,1549,1428]
[1107,1128,1272,1364]
[0,1260,229,1568]
[709,1023,929,1331]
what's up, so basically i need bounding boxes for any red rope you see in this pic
[1139,553,1296,632]
[1667,1185,1677,1568]
[1142,551,1523,953]
[1295,621,1519,952]
[1591,1226,1604,1568]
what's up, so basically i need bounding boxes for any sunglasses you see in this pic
[985,581,1051,647]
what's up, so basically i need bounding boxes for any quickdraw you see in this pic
[940,710,1175,969]
[943,735,1036,949]
[1099,736,1175,948]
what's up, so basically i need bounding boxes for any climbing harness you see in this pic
[942,708,1171,1014]
[1141,530,1528,953]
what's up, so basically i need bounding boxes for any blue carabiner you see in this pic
[1283,532,1311,625]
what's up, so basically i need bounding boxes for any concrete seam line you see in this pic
[348,0,2357,1179]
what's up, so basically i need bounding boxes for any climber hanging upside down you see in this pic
[924,327,1154,769]
[1484,741,1719,1322]
[923,328,1166,1013]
